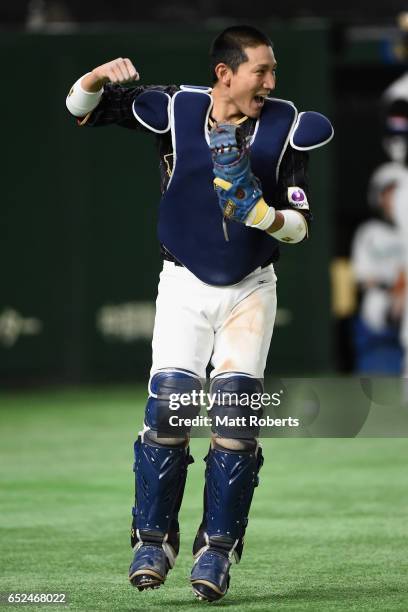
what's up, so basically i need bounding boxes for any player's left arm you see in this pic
[211,110,334,242]
[263,144,312,243]
[211,126,310,244]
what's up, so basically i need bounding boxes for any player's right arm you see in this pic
[66,58,147,128]
[66,60,177,130]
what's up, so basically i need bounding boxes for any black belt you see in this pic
[160,245,275,269]
[161,245,184,266]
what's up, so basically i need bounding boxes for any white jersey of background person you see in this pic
[351,163,406,333]
[381,75,408,374]
[351,219,404,332]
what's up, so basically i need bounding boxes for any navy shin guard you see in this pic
[190,445,263,600]
[193,444,264,561]
[131,435,193,556]
[129,369,199,589]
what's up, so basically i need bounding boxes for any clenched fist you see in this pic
[82,58,140,92]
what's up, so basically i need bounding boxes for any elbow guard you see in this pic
[66,73,103,117]
[267,209,308,243]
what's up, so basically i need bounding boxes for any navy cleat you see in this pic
[129,541,173,590]
[190,548,231,602]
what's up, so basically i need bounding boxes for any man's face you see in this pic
[228,45,277,118]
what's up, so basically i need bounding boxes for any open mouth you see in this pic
[253,95,266,106]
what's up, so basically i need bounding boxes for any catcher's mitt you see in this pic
[209,123,263,223]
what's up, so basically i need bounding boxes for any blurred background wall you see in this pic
[1,1,407,384]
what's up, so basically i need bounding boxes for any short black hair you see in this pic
[210,25,273,83]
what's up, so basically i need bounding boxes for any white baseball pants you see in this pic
[150,261,277,380]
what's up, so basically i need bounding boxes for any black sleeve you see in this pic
[80,83,178,131]
[276,146,312,224]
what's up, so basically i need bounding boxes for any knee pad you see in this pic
[145,369,202,439]
[208,373,264,440]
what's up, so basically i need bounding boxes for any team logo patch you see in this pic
[224,199,236,218]
[288,187,309,209]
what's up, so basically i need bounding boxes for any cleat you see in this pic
[190,549,231,602]
[193,591,207,602]
[129,544,169,591]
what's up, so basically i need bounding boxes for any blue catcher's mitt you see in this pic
[209,123,264,223]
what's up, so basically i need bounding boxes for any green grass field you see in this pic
[1,387,407,611]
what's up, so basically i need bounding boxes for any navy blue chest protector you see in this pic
[158,90,297,286]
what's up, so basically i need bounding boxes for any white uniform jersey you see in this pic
[351,220,404,333]
[351,219,404,286]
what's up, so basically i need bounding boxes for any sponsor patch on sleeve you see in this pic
[287,187,309,209]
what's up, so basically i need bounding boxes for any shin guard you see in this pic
[131,435,193,561]
[193,444,264,563]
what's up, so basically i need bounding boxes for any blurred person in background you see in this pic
[381,70,408,379]
[351,163,406,374]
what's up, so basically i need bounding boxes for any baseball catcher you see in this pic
[66,24,333,602]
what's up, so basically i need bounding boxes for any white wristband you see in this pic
[268,209,308,243]
[245,201,276,230]
[66,72,103,117]
[246,205,276,230]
